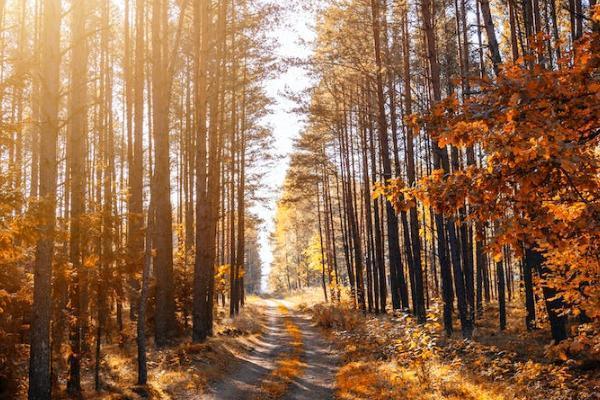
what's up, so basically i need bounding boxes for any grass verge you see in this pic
[312,301,598,400]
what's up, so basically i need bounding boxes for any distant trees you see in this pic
[270,172,336,294]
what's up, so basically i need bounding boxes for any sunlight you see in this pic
[0,0,597,399]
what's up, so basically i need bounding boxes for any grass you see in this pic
[44,298,268,400]
[306,293,598,400]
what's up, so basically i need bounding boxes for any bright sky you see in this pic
[253,4,315,292]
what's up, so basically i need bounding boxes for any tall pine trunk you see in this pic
[152,0,176,346]
[192,0,211,342]
[66,0,88,393]
[400,3,426,322]
[370,0,408,310]
[29,0,61,398]
[128,0,146,323]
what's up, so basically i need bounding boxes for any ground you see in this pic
[309,292,600,400]
[9,290,599,399]
[200,298,338,400]
[28,294,340,400]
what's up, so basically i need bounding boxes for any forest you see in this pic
[0,0,598,399]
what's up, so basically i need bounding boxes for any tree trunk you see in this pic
[67,0,87,394]
[137,183,156,385]
[400,3,426,322]
[371,0,408,310]
[359,107,374,312]
[317,184,328,302]
[192,0,211,342]
[496,259,507,330]
[479,0,502,75]
[324,170,341,301]
[194,0,226,341]
[528,248,568,342]
[235,62,247,313]
[128,0,146,323]
[341,108,366,311]
[29,0,60,398]
[523,247,537,330]
[420,0,456,337]
[152,0,176,346]
[366,108,386,313]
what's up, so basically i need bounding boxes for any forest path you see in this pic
[199,299,339,400]
[281,304,339,400]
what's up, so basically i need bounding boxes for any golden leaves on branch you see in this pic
[372,178,415,213]
[375,32,600,328]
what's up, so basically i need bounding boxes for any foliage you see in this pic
[377,33,600,343]
[316,301,596,399]
[313,302,362,330]
[0,171,38,396]
[174,243,194,327]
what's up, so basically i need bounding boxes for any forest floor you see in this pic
[11,290,599,399]
[200,298,338,400]
[82,295,341,400]
[302,289,599,400]
[12,295,340,400]
[15,297,269,399]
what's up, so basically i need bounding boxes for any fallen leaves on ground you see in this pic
[313,302,598,400]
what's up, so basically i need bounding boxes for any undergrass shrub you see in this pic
[312,303,362,331]
[230,305,263,334]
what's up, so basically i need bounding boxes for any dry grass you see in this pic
[335,359,514,400]
[274,287,327,311]
[43,300,268,400]
[312,302,362,330]
[216,300,265,337]
[308,299,598,400]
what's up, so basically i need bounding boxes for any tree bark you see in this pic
[317,184,329,302]
[528,248,568,342]
[235,61,248,312]
[523,247,537,330]
[192,0,211,342]
[137,182,156,385]
[371,0,409,310]
[400,3,426,322]
[496,259,507,330]
[479,0,502,75]
[128,0,146,323]
[67,0,87,394]
[152,0,176,346]
[29,0,60,398]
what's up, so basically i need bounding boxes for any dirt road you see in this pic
[200,299,339,400]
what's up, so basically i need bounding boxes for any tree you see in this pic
[66,0,88,393]
[380,33,600,343]
[370,0,409,313]
[29,0,61,398]
[127,0,146,323]
[151,0,177,346]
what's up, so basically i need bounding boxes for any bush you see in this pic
[312,303,362,331]
[229,306,263,335]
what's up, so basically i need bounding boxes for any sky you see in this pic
[253,4,315,292]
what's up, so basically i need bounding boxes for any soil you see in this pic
[200,299,339,400]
